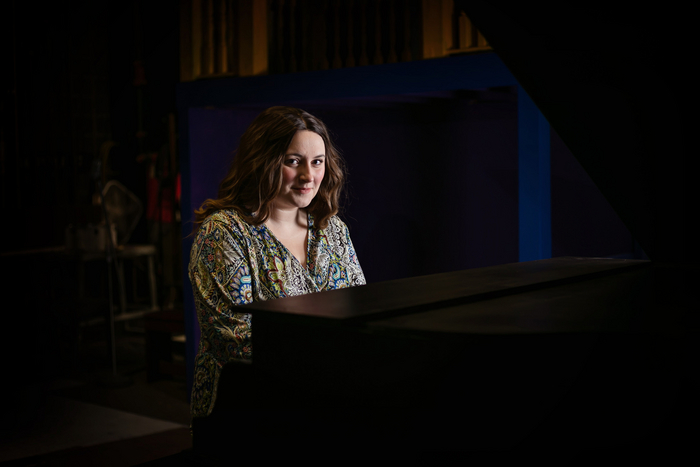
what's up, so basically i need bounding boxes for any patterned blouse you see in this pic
[188,209,366,417]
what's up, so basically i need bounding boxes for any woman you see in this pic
[188,106,366,419]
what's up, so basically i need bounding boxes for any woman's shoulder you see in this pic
[327,215,348,230]
[198,209,252,238]
[311,213,347,231]
[320,215,353,241]
[190,209,252,266]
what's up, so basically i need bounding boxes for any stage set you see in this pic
[177,8,691,461]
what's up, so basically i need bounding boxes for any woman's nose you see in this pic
[299,163,313,180]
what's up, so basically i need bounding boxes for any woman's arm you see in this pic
[189,217,253,362]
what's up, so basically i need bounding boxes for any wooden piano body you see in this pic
[194,257,691,456]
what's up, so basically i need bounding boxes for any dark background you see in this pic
[1,1,182,389]
[1,0,691,400]
[183,88,639,285]
[1,1,180,251]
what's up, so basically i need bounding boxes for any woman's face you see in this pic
[273,130,326,211]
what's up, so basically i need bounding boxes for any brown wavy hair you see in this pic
[193,106,346,233]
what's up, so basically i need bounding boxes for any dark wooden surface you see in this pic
[195,257,694,457]
[240,257,652,323]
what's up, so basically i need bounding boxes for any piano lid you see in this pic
[239,257,653,333]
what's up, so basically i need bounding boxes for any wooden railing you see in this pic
[180,0,490,81]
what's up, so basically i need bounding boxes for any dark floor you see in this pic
[0,319,193,466]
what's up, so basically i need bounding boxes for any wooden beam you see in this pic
[237,0,268,76]
[180,0,194,81]
[421,0,443,59]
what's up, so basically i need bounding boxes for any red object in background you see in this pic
[175,173,181,203]
[147,178,174,223]
[146,155,181,224]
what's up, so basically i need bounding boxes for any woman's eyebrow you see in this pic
[285,152,326,158]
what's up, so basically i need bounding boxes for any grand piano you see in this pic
[184,3,693,460]
[194,256,692,458]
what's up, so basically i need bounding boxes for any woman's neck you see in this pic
[265,206,307,233]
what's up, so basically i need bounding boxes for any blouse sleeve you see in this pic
[189,217,253,362]
[340,219,367,287]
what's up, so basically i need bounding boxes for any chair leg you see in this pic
[115,257,127,315]
[147,254,158,310]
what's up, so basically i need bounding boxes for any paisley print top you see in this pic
[188,209,366,417]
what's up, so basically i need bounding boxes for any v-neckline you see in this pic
[263,212,312,271]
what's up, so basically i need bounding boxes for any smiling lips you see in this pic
[293,186,313,193]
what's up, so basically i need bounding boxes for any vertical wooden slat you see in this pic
[312,0,329,70]
[268,0,277,73]
[226,0,238,75]
[251,0,268,75]
[299,0,309,71]
[289,0,297,72]
[345,0,356,67]
[219,0,228,74]
[210,0,218,74]
[276,0,286,73]
[180,0,194,81]
[441,0,452,55]
[210,0,219,74]
[420,0,441,59]
[238,0,268,76]
[387,0,397,63]
[373,0,383,64]
[190,0,202,79]
[203,0,215,75]
[204,0,213,75]
[458,11,472,49]
[332,0,342,68]
[401,1,411,62]
[359,0,369,66]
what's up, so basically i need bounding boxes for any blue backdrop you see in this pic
[177,53,639,397]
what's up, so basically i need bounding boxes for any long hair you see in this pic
[193,106,346,232]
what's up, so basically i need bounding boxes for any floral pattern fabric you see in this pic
[188,209,366,417]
